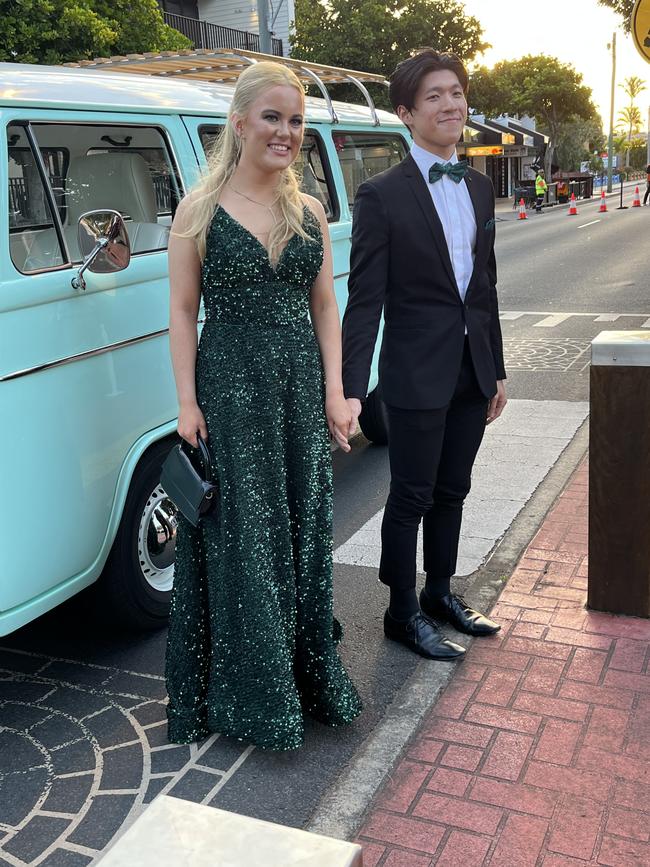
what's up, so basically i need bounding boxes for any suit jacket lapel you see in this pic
[464,167,488,291]
[400,154,457,291]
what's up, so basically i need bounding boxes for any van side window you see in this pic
[30,123,182,262]
[8,124,67,273]
[333,133,407,209]
[198,125,337,221]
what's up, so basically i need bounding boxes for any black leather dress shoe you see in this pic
[384,609,466,660]
[420,591,501,636]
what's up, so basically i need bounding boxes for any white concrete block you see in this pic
[95,796,363,867]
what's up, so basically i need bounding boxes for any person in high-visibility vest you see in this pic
[535,169,547,213]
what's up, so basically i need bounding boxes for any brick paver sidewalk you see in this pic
[356,458,650,866]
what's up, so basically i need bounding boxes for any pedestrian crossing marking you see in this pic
[499,312,526,320]
[500,311,650,329]
[533,313,572,328]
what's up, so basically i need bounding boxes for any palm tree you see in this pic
[619,75,647,104]
[617,78,646,167]
[618,105,643,140]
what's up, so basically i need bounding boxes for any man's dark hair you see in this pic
[388,48,469,115]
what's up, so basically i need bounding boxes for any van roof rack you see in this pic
[63,48,389,126]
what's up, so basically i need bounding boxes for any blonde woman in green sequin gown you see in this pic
[165,62,362,750]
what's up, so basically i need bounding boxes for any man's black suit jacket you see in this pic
[342,153,506,410]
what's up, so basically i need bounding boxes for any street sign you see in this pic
[631,0,650,63]
[466,146,504,156]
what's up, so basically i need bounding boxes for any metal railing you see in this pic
[9,178,28,219]
[163,12,283,56]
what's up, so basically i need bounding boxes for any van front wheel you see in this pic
[358,385,389,445]
[96,439,177,630]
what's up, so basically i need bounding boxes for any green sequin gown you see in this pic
[165,205,362,751]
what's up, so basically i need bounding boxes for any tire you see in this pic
[358,384,389,445]
[95,438,178,630]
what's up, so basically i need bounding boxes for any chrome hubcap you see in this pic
[137,485,178,592]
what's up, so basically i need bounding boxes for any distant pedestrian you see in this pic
[535,169,547,212]
[643,164,650,206]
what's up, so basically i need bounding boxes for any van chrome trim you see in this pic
[1,328,170,382]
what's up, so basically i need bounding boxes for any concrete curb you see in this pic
[307,416,589,841]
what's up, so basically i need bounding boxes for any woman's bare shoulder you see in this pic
[300,192,326,221]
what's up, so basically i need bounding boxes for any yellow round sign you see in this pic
[632,0,650,63]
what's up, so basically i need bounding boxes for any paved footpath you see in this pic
[355,458,650,867]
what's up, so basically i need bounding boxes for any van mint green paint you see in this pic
[0,63,406,635]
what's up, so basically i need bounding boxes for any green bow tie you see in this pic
[428,161,468,184]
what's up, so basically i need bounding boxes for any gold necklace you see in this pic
[228,185,280,225]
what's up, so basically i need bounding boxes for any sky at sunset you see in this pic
[461,0,649,128]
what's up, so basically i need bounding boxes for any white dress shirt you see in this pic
[410,142,477,302]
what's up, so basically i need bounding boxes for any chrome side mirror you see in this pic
[71,210,131,291]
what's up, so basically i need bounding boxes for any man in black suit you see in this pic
[342,49,507,660]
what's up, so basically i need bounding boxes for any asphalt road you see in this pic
[1,194,648,865]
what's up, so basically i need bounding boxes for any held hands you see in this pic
[326,394,356,453]
[487,380,507,424]
[177,402,208,447]
[346,398,362,438]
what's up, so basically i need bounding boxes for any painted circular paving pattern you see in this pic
[0,651,251,866]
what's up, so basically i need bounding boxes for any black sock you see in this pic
[424,574,451,600]
[388,586,420,621]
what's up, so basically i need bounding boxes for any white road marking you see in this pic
[334,399,589,577]
[500,310,650,321]
[642,318,650,328]
[533,313,573,328]
[594,314,621,322]
[577,219,601,229]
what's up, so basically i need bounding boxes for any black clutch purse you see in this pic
[160,434,217,527]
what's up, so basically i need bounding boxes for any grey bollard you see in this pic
[588,331,650,617]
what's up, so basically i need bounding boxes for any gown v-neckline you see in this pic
[218,205,303,274]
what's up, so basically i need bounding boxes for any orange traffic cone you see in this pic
[518,197,527,220]
[568,192,578,215]
[599,188,607,213]
[632,185,641,207]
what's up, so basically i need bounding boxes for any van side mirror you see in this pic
[71,209,131,291]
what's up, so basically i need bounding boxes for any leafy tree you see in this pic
[556,115,606,172]
[597,0,635,32]
[0,0,190,66]
[469,55,598,178]
[291,0,488,108]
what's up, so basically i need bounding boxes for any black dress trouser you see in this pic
[379,340,489,590]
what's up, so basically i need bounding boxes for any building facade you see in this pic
[160,0,291,56]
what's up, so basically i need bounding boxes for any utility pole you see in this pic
[606,32,616,193]
[257,0,272,55]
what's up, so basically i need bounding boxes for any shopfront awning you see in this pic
[503,120,549,148]
[482,119,525,145]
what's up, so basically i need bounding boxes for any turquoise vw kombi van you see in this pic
[1,51,408,635]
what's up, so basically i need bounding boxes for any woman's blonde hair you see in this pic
[176,61,309,262]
